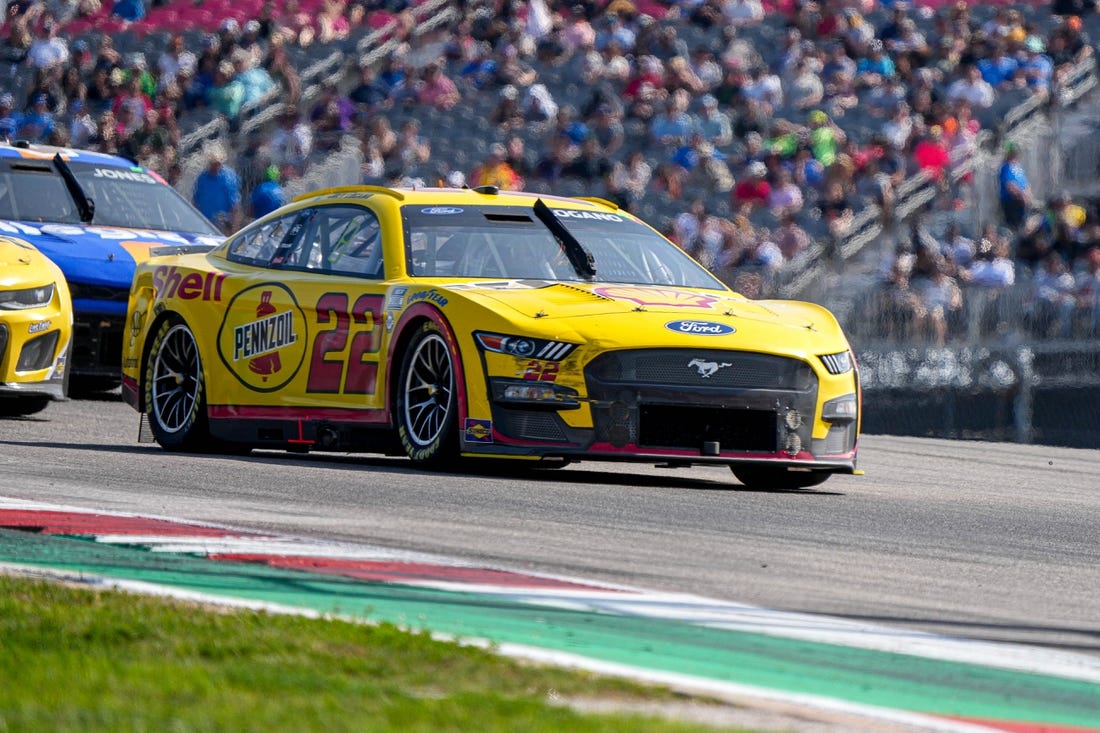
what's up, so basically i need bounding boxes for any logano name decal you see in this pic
[153,266,226,301]
[552,209,622,222]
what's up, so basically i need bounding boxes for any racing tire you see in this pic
[396,321,459,468]
[144,317,213,452]
[731,466,831,490]
[0,397,51,417]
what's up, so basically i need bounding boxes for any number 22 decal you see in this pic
[307,292,383,394]
[522,361,559,382]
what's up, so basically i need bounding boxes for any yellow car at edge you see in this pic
[0,235,72,415]
[122,186,860,489]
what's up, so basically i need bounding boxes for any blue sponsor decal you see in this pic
[665,320,736,336]
[421,207,463,215]
[464,418,493,443]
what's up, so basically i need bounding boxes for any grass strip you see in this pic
[0,574,747,733]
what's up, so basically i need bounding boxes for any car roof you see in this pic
[293,185,623,212]
[0,141,139,168]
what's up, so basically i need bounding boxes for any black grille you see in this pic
[67,282,130,303]
[16,330,59,371]
[72,318,123,372]
[586,349,813,390]
[492,407,569,442]
[639,405,777,451]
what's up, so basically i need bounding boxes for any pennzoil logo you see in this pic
[217,283,307,392]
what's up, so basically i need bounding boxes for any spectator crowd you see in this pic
[2,0,1100,341]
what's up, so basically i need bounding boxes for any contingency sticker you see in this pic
[463,418,493,443]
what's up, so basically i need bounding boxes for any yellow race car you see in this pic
[0,235,72,416]
[122,186,860,489]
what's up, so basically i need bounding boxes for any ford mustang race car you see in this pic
[0,234,72,415]
[0,141,222,391]
[121,186,860,488]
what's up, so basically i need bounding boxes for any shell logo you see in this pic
[593,286,718,309]
[216,283,308,392]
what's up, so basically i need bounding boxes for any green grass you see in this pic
[0,574,749,733]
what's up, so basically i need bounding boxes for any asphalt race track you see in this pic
[1,395,1097,658]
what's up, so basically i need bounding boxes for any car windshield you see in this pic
[0,159,219,235]
[404,204,725,289]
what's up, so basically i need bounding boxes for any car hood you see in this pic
[446,280,843,352]
[0,221,221,287]
[0,236,58,288]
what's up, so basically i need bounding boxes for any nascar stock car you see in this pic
[121,185,861,489]
[0,141,222,391]
[0,233,72,416]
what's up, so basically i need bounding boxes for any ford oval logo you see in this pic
[665,320,736,336]
[421,207,463,215]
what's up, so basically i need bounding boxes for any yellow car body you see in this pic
[122,186,860,488]
[0,235,72,415]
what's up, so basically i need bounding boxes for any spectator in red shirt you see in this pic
[912,125,951,183]
[733,161,771,213]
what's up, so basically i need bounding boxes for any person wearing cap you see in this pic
[193,146,242,235]
[469,142,523,191]
[111,0,145,21]
[1020,36,1054,93]
[249,165,287,220]
[0,93,23,141]
[733,160,771,213]
[855,38,895,89]
[489,85,525,131]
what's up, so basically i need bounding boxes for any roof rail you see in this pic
[293,185,406,202]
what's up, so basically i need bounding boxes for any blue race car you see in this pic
[0,142,222,391]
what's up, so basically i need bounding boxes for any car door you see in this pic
[269,203,389,413]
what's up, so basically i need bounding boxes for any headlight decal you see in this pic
[475,331,577,361]
[819,350,853,375]
[0,283,55,310]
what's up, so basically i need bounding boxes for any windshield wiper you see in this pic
[52,153,95,223]
[533,198,596,280]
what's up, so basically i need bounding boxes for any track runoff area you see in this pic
[1,497,1097,733]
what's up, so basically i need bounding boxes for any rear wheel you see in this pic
[145,317,211,452]
[731,466,831,490]
[0,397,51,416]
[396,321,458,467]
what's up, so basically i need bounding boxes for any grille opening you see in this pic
[639,405,777,452]
[16,330,59,371]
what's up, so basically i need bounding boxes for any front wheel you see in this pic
[731,466,831,490]
[144,317,211,452]
[396,321,459,467]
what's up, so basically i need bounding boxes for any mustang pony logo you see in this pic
[688,358,732,378]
